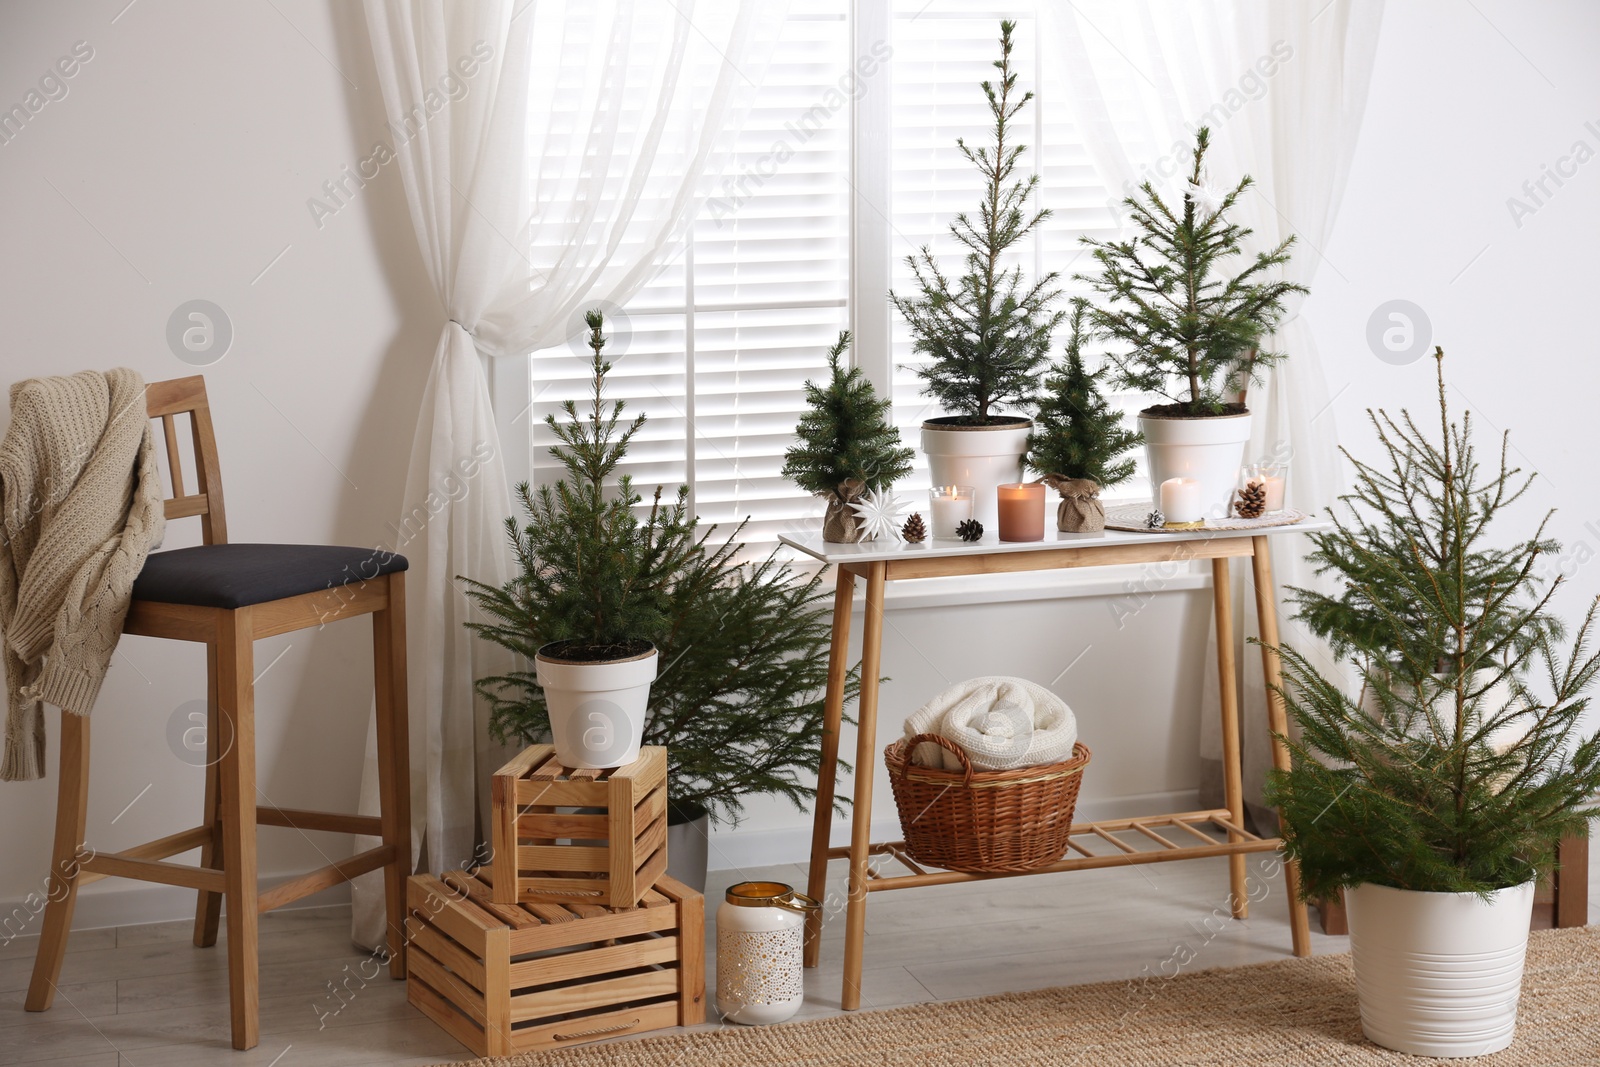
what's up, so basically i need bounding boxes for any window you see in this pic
[526,0,1151,547]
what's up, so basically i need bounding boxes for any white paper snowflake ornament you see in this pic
[848,488,908,542]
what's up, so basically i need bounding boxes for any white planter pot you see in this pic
[666,810,710,892]
[921,419,1031,532]
[534,645,658,768]
[1139,410,1252,521]
[1345,880,1535,1057]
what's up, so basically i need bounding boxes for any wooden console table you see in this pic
[780,520,1333,1010]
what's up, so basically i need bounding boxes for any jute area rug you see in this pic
[431,926,1600,1066]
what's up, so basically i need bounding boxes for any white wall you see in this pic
[0,0,438,930]
[2,0,1595,932]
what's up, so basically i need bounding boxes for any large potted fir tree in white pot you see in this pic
[1265,350,1600,1058]
[891,20,1062,531]
[463,310,860,888]
[1077,126,1305,519]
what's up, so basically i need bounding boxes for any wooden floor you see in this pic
[5,849,1594,1066]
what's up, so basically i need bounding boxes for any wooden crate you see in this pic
[491,745,669,908]
[405,870,705,1057]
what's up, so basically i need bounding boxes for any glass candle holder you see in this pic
[929,485,975,540]
[1240,463,1288,512]
[996,482,1046,542]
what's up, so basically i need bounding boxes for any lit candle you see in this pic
[1261,473,1286,511]
[1159,477,1203,525]
[996,482,1046,542]
[929,485,975,540]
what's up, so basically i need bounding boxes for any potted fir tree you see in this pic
[1077,126,1305,518]
[891,20,1062,530]
[1026,302,1142,532]
[463,310,860,887]
[782,331,914,542]
[1265,350,1600,1057]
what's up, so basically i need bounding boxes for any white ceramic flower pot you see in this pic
[1345,880,1535,1057]
[921,419,1031,532]
[534,644,658,768]
[1139,410,1252,521]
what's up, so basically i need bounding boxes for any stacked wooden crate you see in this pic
[406,745,705,1056]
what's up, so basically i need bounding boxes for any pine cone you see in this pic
[902,512,927,543]
[1235,480,1267,519]
[1145,509,1165,529]
[957,518,984,542]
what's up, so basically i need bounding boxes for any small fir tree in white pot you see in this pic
[890,20,1062,529]
[1077,126,1305,518]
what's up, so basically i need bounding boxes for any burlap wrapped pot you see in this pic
[1042,475,1105,533]
[821,479,867,543]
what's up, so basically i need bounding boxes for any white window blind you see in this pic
[888,0,1149,505]
[529,3,851,546]
[527,0,1155,546]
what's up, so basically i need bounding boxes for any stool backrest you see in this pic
[144,375,227,545]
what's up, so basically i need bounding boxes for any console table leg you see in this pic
[842,561,887,1011]
[1212,557,1249,919]
[1251,536,1312,957]
[806,565,857,968]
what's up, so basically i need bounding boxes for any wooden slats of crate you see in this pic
[405,870,705,1057]
[491,745,669,908]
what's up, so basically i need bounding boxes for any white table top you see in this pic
[778,516,1335,566]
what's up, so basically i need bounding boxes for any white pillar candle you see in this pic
[1261,474,1286,511]
[1159,477,1203,525]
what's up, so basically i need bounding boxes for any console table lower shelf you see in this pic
[827,810,1283,891]
[778,524,1332,1011]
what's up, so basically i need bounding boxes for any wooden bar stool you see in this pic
[24,375,412,1051]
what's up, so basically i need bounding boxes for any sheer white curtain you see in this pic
[351,0,786,946]
[1044,0,1385,824]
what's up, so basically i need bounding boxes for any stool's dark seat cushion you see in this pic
[132,544,409,609]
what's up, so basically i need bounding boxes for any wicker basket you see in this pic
[885,733,1091,873]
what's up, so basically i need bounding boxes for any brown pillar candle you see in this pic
[996,482,1046,542]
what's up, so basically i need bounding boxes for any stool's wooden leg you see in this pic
[805,565,856,968]
[842,561,886,1012]
[1211,558,1248,919]
[218,607,260,1051]
[1251,537,1312,957]
[374,571,411,980]
[194,643,224,948]
[25,712,91,1012]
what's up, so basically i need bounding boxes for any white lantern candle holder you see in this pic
[716,881,821,1025]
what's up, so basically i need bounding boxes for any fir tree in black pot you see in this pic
[462,310,860,887]
[1263,350,1600,1056]
[1077,126,1305,520]
[783,331,913,542]
[1026,302,1142,532]
[890,20,1062,529]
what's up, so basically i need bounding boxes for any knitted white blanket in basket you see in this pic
[903,676,1077,772]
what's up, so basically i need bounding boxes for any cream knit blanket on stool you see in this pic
[904,676,1077,771]
[0,369,165,781]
